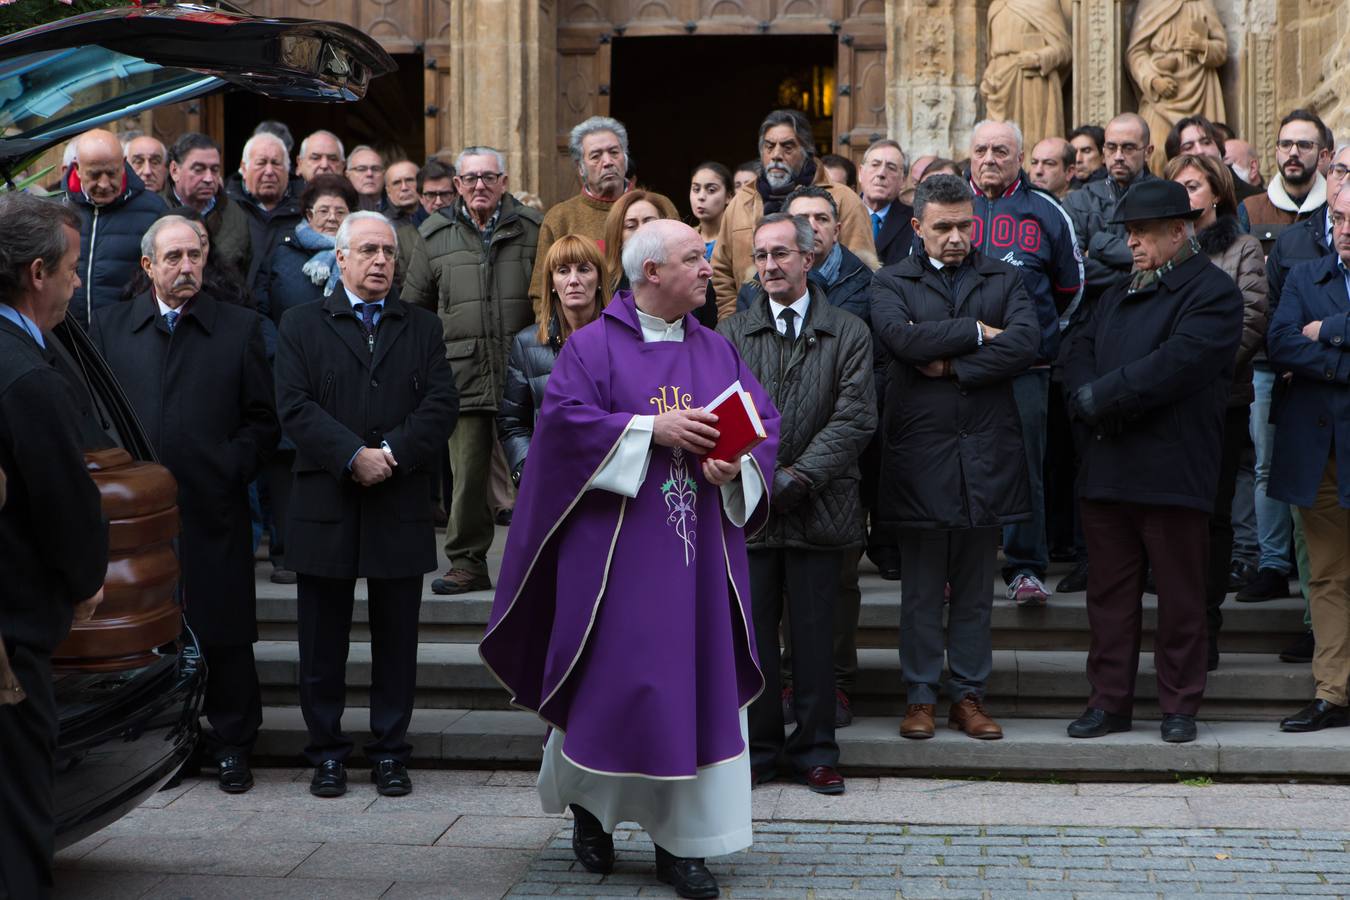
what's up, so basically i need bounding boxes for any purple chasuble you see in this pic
[481,292,780,779]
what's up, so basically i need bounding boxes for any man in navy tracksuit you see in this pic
[967,120,1084,606]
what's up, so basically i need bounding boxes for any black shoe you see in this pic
[834,688,853,728]
[1067,707,1132,738]
[751,765,778,787]
[1236,567,1292,602]
[1055,560,1089,594]
[1207,635,1220,673]
[269,567,297,585]
[1161,713,1197,743]
[494,509,513,527]
[1279,630,1315,664]
[655,844,719,899]
[1227,559,1255,592]
[1143,567,1157,595]
[1280,698,1350,732]
[781,686,794,725]
[371,759,412,796]
[309,759,347,797]
[570,804,614,874]
[216,755,254,794]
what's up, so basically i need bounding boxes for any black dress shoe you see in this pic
[1227,559,1255,592]
[1160,713,1197,743]
[216,755,254,794]
[868,545,901,581]
[655,844,719,899]
[1236,567,1292,602]
[1067,707,1132,738]
[1055,559,1089,594]
[570,804,614,874]
[371,760,413,796]
[751,765,778,787]
[1279,630,1315,664]
[309,759,347,797]
[1280,698,1350,732]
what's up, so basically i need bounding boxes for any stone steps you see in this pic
[255,575,1308,653]
[250,706,1350,778]
[253,641,1313,720]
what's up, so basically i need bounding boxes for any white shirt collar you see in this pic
[154,292,184,318]
[768,287,811,334]
[343,286,386,309]
[635,306,685,343]
[928,256,947,271]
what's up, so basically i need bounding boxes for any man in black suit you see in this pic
[0,193,108,900]
[861,139,916,266]
[92,215,278,794]
[275,211,458,798]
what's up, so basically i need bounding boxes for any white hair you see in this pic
[335,211,398,253]
[455,146,507,177]
[298,129,345,162]
[568,116,629,164]
[621,225,668,287]
[972,119,1025,154]
[239,132,288,168]
[62,141,78,169]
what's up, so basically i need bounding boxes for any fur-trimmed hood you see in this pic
[1196,214,1243,257]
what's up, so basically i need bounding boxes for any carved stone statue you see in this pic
[978,0,1073,149]
[1127,0,1229,173]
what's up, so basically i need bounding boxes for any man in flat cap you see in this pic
[1057,179,1243,744]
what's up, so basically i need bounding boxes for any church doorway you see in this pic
[608,35,838,216]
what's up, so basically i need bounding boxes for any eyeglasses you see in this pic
[751,248,802,265]
[1331,164,1350,179]
[421,190,455,203]
[350,164,384,175]
[458,172,501,186]
[1276,139,1320,154]
[1103,142,1142,156]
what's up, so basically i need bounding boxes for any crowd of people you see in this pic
[2,97,1349,899]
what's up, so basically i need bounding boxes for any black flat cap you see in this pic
[1107,179,1205,224]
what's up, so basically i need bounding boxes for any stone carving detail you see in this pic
[978,0,1071,148]
[1070,0,1122,130]
[1126,0,1228,172]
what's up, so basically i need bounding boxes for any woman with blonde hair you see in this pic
[498,235,609,488]
[602,189,718,325]
[1164,151,1268,672]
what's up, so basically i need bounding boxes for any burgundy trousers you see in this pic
[1080,500,1210,716]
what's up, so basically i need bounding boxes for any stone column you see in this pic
[431,0,555,196]
[886,0,982,158]
[1070,0,1126,129]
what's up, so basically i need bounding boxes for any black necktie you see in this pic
[779,307,798,343]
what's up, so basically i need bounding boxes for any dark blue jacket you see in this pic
[256,228,328,356]
[64,164,167,330]
[1266,205,1331,326]
[1267,253,1350,509]
[969,175,1082,362]
[734,244,873,324]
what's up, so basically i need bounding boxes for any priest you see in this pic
[480,219,779,900]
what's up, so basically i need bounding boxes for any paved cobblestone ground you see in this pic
[511,822,1350,899]
[52,770,1350,899]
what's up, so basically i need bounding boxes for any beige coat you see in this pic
[711,164,878,318]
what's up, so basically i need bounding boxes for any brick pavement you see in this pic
[51,770,1350,899]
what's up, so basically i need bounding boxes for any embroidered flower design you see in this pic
[660,448,698,566]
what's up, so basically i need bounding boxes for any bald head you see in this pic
[622,220,711,321]
[1104,114,1153,187]
[74,129,126,206]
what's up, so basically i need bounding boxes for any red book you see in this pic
[704,380,767,463]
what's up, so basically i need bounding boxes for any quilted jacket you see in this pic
[497,319,560,479]
[717,282,876,549]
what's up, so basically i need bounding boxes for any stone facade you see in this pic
[194,0,1345,203]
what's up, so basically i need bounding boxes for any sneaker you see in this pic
[1235,567,1292,602]
[1007,573,1048,607]
[430,568,492,595]
[781,686,794,724]
[1279,630,1314,663]
[1055,560,1088,594]
[835,688,853,728]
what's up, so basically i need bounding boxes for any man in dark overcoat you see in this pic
[92,215,278,793]
[1058,180,1243,744]
[0,193,108,898]
[275,211,458,798]
[870,174,1040,743]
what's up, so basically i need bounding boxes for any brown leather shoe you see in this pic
[900,704,936,739]
[948,696,1003,740]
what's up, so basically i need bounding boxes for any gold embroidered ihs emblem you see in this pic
[649,385,692,414]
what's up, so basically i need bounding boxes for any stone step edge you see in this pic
[249,706,1350,778]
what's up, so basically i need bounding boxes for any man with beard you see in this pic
[712,109,876,317]
[528,116,632,311]
[1242,110,1332,253]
